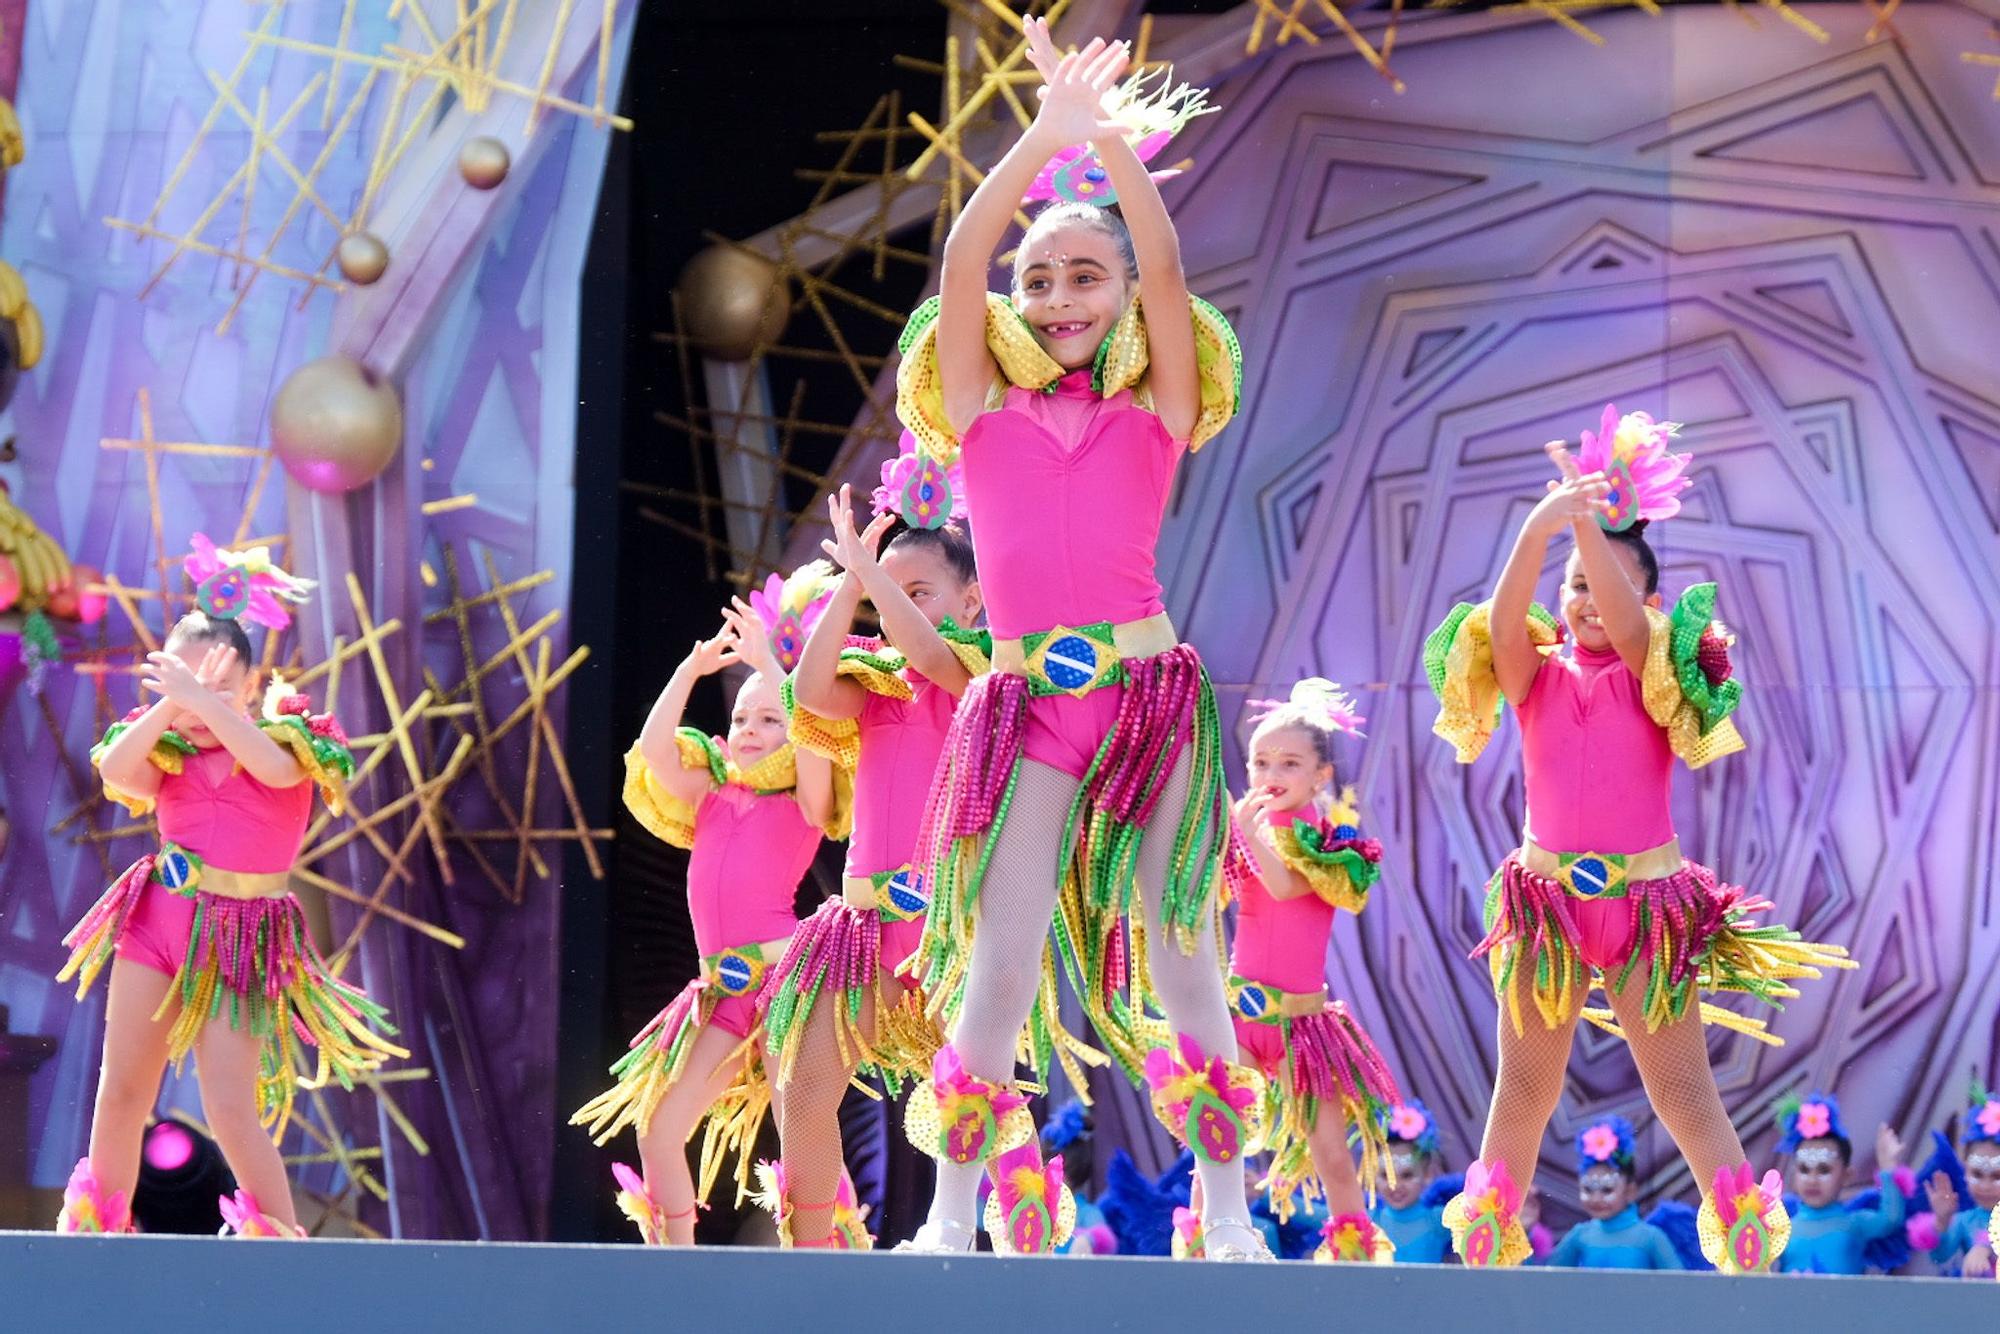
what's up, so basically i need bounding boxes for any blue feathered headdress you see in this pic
[1576,1115,1637,1176]
[1773,1090,1849,1154]
[1381,1098,1442,1158]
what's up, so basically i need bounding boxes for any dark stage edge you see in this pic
[1,1232,1989,1331]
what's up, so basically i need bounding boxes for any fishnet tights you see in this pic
[777,971,907,1245]
[923,754,1246,1236]
[1478,959,1745,1198]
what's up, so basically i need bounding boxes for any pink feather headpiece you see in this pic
[1575,403,1691,532]
[183,533,315,630]
[872,429,968,529]
[747,560,840,673]
[1024,66,1214,208]
[1247,677,1366,738]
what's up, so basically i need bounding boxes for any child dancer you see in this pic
[1771,1093,1909,1275]
[1924,1085,2000,1275]
[1546,1116,1696,1269]
[571,587,842,1245]
[1424,412,1852,1272]
[893,19,1259,1256]
[56,536,394,1237]
[754,475,990,1249]
[1369,1100,1456,1264]
[1226,680,1399,1260]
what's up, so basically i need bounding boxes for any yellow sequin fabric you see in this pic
[1640,606,1746,771]
[622,732,807,850]
[1269,790,1375,914]
[1426,601,1561,763]
[1442,1188,1535,1268]
[1696,1188,1791,1273]
[895,291,1242,464]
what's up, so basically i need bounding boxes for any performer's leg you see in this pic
[1478,960,1582,1188]
[1602,967,1742,1188]
[637,1021,753,1245]
[195,1017,298,1229]
[1307,1105,1367,1217]
[1138,751,1256,1246]
[920,759,1075,1238]
[86,959,177,1210]
[778,976,902,1245]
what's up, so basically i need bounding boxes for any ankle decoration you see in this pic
[982,1142,1076,1255]
[1443,1158,1531,1268]
[1142,1032,1265,1165]
[903,1043,1032,1166]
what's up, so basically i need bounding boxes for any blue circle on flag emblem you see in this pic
[716,953,756,994]
[156,849,196,891]
[1235,985,1269,1020]
[887,871,929,916]
[1332,824,1358,842]
[1043,635,1099,692]
[1569,857,1612,898]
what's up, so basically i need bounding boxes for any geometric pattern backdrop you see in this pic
[1146,1,2000,1208]
[0,1,629,1238]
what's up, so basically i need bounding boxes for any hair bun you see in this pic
[1628,518,1651,536]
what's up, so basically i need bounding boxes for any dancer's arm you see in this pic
[1491,461,1611,705]
[937,27,1127,436]
[94,699,175,802]
[821,486,971,696]
[1233,791,1312,901]
[637,625,740,803]
[721,602,835,828]
[1547,442,1649,676]
[140,645,304,788]
[794,518,872,722]
[1926,1172,1962,1260]
[1040,26,1192,440]
[1853,1125,1909,1239]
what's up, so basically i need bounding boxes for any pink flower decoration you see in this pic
[1582,1124,1621,1163]
[277,694,312,716]
[1795,1101,1833,1141]
[872,431,967,528]
[1388,1105,1428,1141]
[307,714,348,746]
[1575,403,1692,532]
[1907,1212,1941,1252]
[1977,1101,2000,1139]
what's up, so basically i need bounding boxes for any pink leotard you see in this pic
[117,744,314,976]
[1517,644,1675,855]
[958,371,1185,778]
[685,779,819,958]
[847,667,957,879]
[1228,809,1338,995]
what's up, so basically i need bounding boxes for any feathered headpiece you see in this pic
[1248,677,1366,738]
[748,559,840,673]
[1381,1099,1441,1158]
[1576,1115,1637,1176]
[183,532,315,630]
[872,429,968,529]
[1025,66,1215,208]
[1575,404,1691,532]
[1041,1099,1092,1153]
[1967,1082,2000,1146]
[1773,1090,1849,1154]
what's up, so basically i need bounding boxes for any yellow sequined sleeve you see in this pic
[895,293,1062,466]
[89,715,189,818]
[1115,295,1243,452]
[1640,604,1746,771]
[1269,791,1382,915]
[622,731,718,850]
[1422,601,1561,763]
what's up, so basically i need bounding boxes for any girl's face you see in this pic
[1966,1141,2000,1209]
[1789,1138,1846,1208]
[1013,223,1131,372]
[1376,1146,1435,1210]
[162,634,253,742]
[1246,725,1331,814]
[1578,1165,1636,1221]
[1560,544,1660,652]
[878,543,982,649]
[727,672,788,767]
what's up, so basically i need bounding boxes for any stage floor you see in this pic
[1,1231,1988,1331]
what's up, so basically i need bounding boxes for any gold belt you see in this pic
[151,843,291,901]
[991,612,1178,699]
[1228,974,1328,1023]
[843,867,929,922]
[1519,836,1683,900]
[699,936,791,998]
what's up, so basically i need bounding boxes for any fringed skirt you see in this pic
[57,847,404,1134]
[912,638,1231,1081]
[1477,839,1854,1039]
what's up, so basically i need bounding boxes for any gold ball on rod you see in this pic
[458,136,512,190]
[337,232,390,285]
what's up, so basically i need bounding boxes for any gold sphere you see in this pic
[458,136,511,190]
[269,356,404,494]
[676,245,790,361]
[337,232,390,285]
